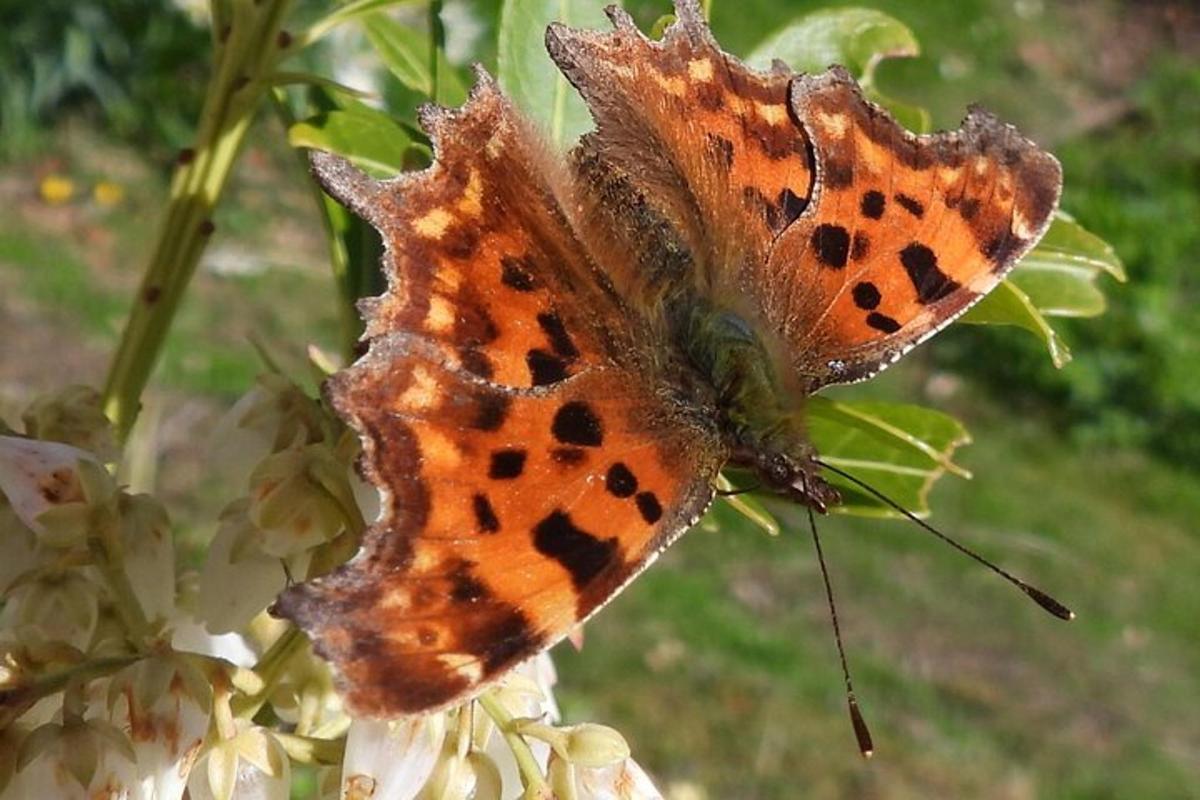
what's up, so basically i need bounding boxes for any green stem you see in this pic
[231,627,307,719]
[102,0,296,442]
[274,731,346,765]
[478,692,549,795]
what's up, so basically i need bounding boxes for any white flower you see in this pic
[187,721,291,800]
[108,657,211,800]
[0,436,95,537]
[339,715,446,800]
[195,500,305,634]
[574,758,664,800]
[117,493,176,625]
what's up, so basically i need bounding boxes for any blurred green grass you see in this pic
[1,1,1198,798]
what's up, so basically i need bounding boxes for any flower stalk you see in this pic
[102,0,297,442]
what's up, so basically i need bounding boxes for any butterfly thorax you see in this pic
[670,294,839,511]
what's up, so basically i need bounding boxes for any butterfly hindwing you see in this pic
[277,77,724,717]
[767,68,1062,388]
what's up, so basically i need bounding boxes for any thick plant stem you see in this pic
[102,0,296,442]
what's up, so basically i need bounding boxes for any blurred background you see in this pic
[1,0,1197,797]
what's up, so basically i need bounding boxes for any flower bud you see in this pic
[0,435,97,544]
[247,445,347,558]
[21,386,117,462]
[559,724,631,769]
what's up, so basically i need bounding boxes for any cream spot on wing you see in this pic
[817,110,849,138]
[1011,206,1037,239]
[379,588,411,610]
[396,366,439,411]
[973,155,990,176]
[938,165,963,187]
[756,102,788,126]
[652,71,686,96]
[414,208,453,239]
[437,653,483,684]
[687,58,714,81]
[457,168,483,218]
[418,427,462,470]
[425,295,456,333]
[853,132,886,174]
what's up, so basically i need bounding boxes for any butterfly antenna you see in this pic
[814,459,1075,622]
[800,474,874,758]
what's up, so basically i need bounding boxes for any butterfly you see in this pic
[274,0,1062,741]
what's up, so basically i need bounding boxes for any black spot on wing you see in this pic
[450,563,490,602]
[532,510,618,591]
[552,401,603,447]
[866,312,901,333]
[706,133,734,167]
[860,190,885,219]
[811,224,850,269]
[777,188,807,228]
[894,193,925,218]
[635,491,663,524]
[472,493,500,533]
[605,463,638,498]
[900,242,961,303]
[500,255,536,292]
[488,449,526,479]
[852,282,881,310]
[537,311,578,359]
[527,349,569,386]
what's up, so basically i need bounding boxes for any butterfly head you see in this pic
[735,445,841,513]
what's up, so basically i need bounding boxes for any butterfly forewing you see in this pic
[277,77,723,717]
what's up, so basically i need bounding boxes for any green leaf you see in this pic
[747,8,920,86]
[498,0,618,148]
[962,212,1123,366]
[806,397,971,517]
[1010,210,1127,316]
[288,104,412,178]
[301,0,423,49]
[962,279,1072,368]
[362,13,467,107]
[747,8,929,131]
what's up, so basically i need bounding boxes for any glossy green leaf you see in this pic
[715,473,781,536]
[498,0,618,148]
[962,278,1071,368]
[301,0,423,49]
[964,212,1124,366]
[746,8,919,86]
[806,397,971,517]
[362,12,467,107]
[288,104,412,177]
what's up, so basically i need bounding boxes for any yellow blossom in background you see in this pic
[93,181,125,207]
[38,174,74,205]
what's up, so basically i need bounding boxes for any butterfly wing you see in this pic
[546,0,814,296]
[548,1,1061,390]
[767,69,1061,388]
[275,75,723,716]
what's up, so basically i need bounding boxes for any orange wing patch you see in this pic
[765,67,1062,388]
[276,339,719,715]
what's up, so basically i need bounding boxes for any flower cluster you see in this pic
[0,381,664,799]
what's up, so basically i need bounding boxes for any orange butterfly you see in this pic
[275,0,1063,751]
